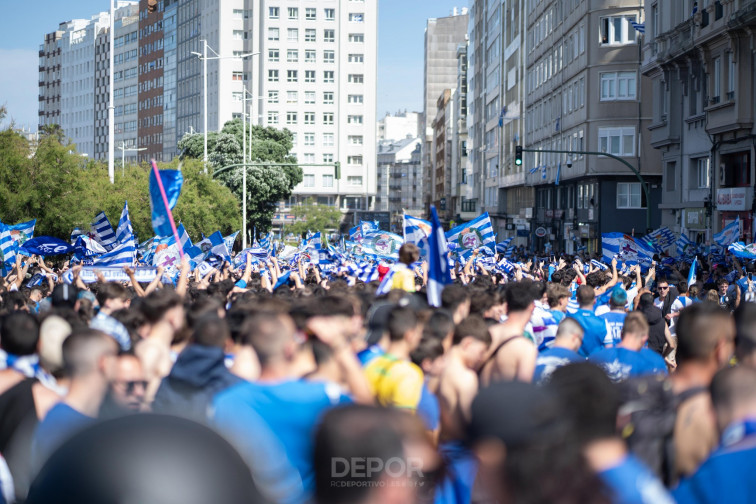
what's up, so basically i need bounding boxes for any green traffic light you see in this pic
[515,159,522,166]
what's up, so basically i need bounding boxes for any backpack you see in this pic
[616,374,706,486]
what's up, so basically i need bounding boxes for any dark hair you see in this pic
[506,281,535,313]
[140,289,183,324]
[51,284,79,309]
[710,366,756,418]
[94,282,130,307]
[441,284,469,312]
[386,306,418,342]
[547,284,570,308]
[398,243,420,265]
[192,315,230,349]
[676,303,731,365]
[717,277,730,287]
[307,295,355,318]
[410,336,444,367]
[677,281,688,295]
[62,329,118,377]
[423,309,455,342]
[576,285,595,307]
[469,289,499,316]
[1,312,40,356]
[453,315,492,346]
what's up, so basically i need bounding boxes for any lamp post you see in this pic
[108,0,115,183]
[190,43,255,174]
[117,142,147,176]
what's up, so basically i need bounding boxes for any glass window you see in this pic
[287,91,298,104]
[325,8,335,20]
[268,91,279,104]
[348,74,364,83]
[268,49,279,62]
[287,49,298,62]
[323,113,334,125]
[304,112,315,125]
[305,70,316,83]
[268,28,279,41]
[306,8,316,20]
[323,71,334,83]
[348,33,364,43]
[303,174,315,187]
[323,133,334,146]
[304,133,315,146]
[600,71,636,100]
[322,174,334,187]
[304,91,315,104]
[323,92,334,104]
[303,153,315,163]
[287,70,298,82]
[348,53,364,63]
[349,13,364,22]
[323,50,335,63]
[267,111,279,124]
[600,16,636,45]
[268,69,279,82]
[598,127,635,157]
[348,94,363,104]
[288,28,298,42]
[348,176,363,186]
[305,50,316,62]
[305,29,316,42]
[348,115,363,124]
[324,29,335,42]
[348,155,363,165]
[269,7,279,19]
[349,135,363,145]
[696,157,710,188]
[286,112,297,125]
[288,7,298,20]
[617,182,643,208]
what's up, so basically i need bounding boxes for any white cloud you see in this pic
[0,49,41,131]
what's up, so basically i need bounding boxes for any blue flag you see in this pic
[19,236,74,256]
[427,206,452,307]
[149,169,183,237]
[688,256,697,286]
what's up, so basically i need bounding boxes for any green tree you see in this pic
[179,119,302,233]
[287,199,344,237]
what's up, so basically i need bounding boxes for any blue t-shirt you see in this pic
[572,309,609,357]
[33,402,95,469]
[533,346,584,384]
[212,380,351,496]
[673,427,756,504]
[589,347,668,382]
[357,344,385,366]
[550,309,566,324]
[600,454,675,504]
[416,382,440,431]
[599,311,627,347]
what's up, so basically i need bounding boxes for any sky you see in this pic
[0,0,467,131]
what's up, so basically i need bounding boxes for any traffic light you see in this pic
[334,161,341,180]
[515,145,523,166]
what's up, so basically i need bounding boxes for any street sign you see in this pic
[535,227,547,238]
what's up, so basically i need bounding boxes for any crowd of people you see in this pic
[0,241,754,504]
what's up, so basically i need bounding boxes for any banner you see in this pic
[63,266,163,284]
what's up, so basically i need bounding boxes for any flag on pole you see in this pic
[688,256,698,286]
[445,212,496,257]
[403,215,431,249]
[714,217,740,247]
[115,202,135,245]
[90,212,117,250]
[149,168,183,237]
[427,206,452,307]
[630,21,645,33]
[555,162,561,186]
[91,240,135,267]
[0,219,36,265]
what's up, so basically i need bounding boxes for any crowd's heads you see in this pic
[576,285,595,308]
[94,282,130,312]
[386,306,421,346]
[452,315,491,369]
[364,302,394,346]
[410,336,445,377]
[192,315,231,350]
[620,312,649,347]
[547,284,570,310]
[710,365,756,435]
[109,353,146,412]
[609,286,627,309]
[441,285,471,323]
[0,311,40,356]
[555,317,584,352]
[240,312,296,367]
[61,329,119,379]
[140,289,184,330]
[51,283,79,310]
[676,303,735,368]
[423,309,455,351]
[505,281,536,315]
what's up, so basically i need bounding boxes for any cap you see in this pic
[468,381,561,448]
[610,286,627,306]
[364,302,394,345]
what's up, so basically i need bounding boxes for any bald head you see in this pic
[711,366,756,433]
[554,317,583,352]
[62,329,119,377]
[240,313,296,367]
[676,303,735,367]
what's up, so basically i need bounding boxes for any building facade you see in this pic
[39,30,63,131]
[642,0,756,243]
[523,0,662,254]
[375,137,423,231]
[377,111,421,142]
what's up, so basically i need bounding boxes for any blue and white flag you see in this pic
[70,228,85,244]
[91,240,135,267]
[555,162,561,186]
[19,236,74,256]
[273,271,292,290]
[115,201,135,245]
[207,231,231,262]
[403,215,431,252]
[445,212,496,258]
[630,21,645,33]
[727,242,756,260]
[590,259,609,271]
[676,233,697,257]
[428,206,452,307]
[177,223,192,252]
[90,212,117,250]
[688,256,698,286]
[301,232,322,252]
[74,236,108,259]
[259,232,273,250]
[224,231,240,253]
[714,217,740,247]
[356,263,379,283]
[0,219,36,265]
[362,231,403,260]
[149,168,183,237]
[641,227,676,253]
[601,233,654,266]
[376,265,396,296]
[496,237,514,254]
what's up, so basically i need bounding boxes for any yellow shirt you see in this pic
[364,354,424,411]
[391,264,416,293]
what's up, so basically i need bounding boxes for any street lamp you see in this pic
[190,42,256,174]
[117,141,147,176]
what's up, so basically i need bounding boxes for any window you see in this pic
[323,154,334,164]
[695,157,710,188]
[349,13,364,22]
[303,174,315,187]
[324,92,334,104]
[268,111,279,124]
[322,174,334,187]
[304,112,315,125]
[349,33,364,43]
[305,29,316,42]
[348,115,363,124]
[305,70,316,83]
[324,30,335,42]
[349,135,363,145]
[269,7,279,19]
[348,155,363,165]
[268,69,279,82]
[323,50,335,63]
[600,71,637,100]
[727,53,735,99]
[348,74,364,83]
[268,28,279,41]
[712,57,721,103]
[348,176,363,186]
[288,7,298,19]
[304,91,315,104]
[268,91,279,104]
[303,153,315,163]
[233,9,244,19]
[599,127,635,157]
[288,28,298,42]
[305,50,316,62]
[285,112,296,125]
[304,133,315,146]
[348,53,364,63]
[232,91,243,102]
[666,162,676,192]
[233,30,244,40]
[323,113,334,125]
[287,70,298,82]
[617,182,644,209]
[287,91,298,104]
[291,133,297,146]
[306,8,316,20]
[600,16,636,45]
[325,8,335,20]
[287,49,298,62]
[232,71,243,81]
[323,71,334,83]
[348,94,363,104]
[268,49,279,62]
[323,133,334,146]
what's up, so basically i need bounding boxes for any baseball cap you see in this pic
[364,302,393,345]
[610,286,627,306]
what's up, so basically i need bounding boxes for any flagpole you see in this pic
[150,160,184,260]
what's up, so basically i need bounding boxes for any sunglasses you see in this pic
[115,380,147,394]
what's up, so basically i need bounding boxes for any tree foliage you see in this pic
[178,119,302,233]
[287,199,344,237]
[0,127,240,241]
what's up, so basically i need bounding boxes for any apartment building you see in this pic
[375,137,422,230]
[39,30,63,130]
[523,0,662,253]
[642,0,756,242]
[377,111,421,142]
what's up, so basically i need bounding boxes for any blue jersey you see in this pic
[673,421,756,504]
[550,309,566,324]
[600,454,674,504]
[33,403,95,469]
[589,347,668,382]
[357,344,385,366]
[572,309,609,357]
[417,382,440,431]
[599,311,627,347]
[533,346,584,384]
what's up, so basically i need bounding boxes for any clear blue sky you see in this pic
[0,0,467,130]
